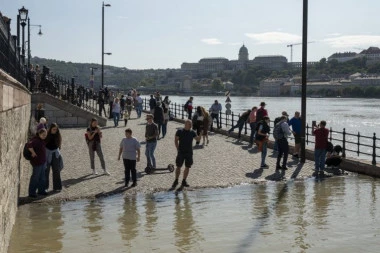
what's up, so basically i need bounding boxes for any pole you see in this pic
[17,15,20,58]
[300,0,308,163]
[21,23,25,65]
[101,2,104,89]
[28,18,30,66]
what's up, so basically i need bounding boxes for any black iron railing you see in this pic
[0,13,26,85]
[142,98,379,165]
[35,70,100,114]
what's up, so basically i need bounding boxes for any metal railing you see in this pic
[35,69,99,114]
[0,12,26,85]
[142,98,379,165]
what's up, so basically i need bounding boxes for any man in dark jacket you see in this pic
[153,102,164,138]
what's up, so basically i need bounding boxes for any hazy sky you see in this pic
[2,0,380,69]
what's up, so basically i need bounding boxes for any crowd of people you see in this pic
[26,92,334,198]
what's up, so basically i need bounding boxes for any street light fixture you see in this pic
[18,6,28,64]
[101,2,111,89]
[27,20,43,66]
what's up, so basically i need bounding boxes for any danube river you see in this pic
[9,176,380,253]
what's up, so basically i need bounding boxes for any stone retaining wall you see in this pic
[0,69,31,253]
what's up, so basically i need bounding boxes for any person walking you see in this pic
[192,106,204,145]
[112,98,121,127]
[86,118,110,175]
[149,94,157,114]
[118,128,141,187]
[153,102,164,138]
[145,114,159,169]
[171,120,201,188]
[275,116,293,170]
[135,93,143,118]
[45,123,63,192]
[255,116,270,168]
[162,102,169,138]
[313,120,329,175]
[289,111,302,158]
[184,96,194,119]
[209,100,222,131]
[201,107,210,145]
[27,125,48,198]
[248,106,258,146]
[227,109,251,139]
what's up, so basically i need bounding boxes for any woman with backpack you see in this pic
[27,125,48,198]
[86,118,109,175]
[45,123,64,192]
[192,106,204,145]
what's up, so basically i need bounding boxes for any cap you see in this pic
[282,111,289,116]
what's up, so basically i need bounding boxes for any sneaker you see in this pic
[260,164,269,169]
[38,191,48,196]
[281,166,289,170]
[103,170,110,175]
[181,179,190,187]
[172,179,179,188]
[131,182,137,187]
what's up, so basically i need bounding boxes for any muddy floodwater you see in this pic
[9,175,380,253]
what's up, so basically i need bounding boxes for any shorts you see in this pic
[176,152,193,168]
[294,133,301,144]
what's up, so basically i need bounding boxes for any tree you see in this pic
[211,79,223,91]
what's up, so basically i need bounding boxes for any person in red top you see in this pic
[313,120,329,174]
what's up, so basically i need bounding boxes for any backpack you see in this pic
[256,108,265,122]
[274,116,282,126]
[23,142,32,160]
[126,97,132,105]
[273,122,284,140]
[184,102,189,111]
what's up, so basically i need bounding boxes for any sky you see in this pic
[2,0,380,69]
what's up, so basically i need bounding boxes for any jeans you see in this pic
[145,141,157,168]
[273,139,278,152]
[210,113,220,130]
[136,103,142,117]
[228,120,245,138]
[45,153,62,191]
[123,159,137,184]
[162,121,167,137]
[29,164,46,196]
[113,112,120,126]
[276,138,289,167]
[261,141,267,166]
[249,122,257,144]
[314,148,327,171]
[88,141,106,171]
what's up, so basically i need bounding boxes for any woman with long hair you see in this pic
[45,123,63,192]
[86,118,109,175]
[200,106,210,145]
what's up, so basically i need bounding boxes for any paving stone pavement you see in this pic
[20,112,340,204]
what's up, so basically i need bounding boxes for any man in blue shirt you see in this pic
[288,111,302,158]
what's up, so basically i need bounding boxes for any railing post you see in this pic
[329,127,333,142]
[174,103,177,118]
[182,104,184,120]
[231,112,235,129]
[244,120,248,135]
[306,123,309,145]
[357,131,360,156]
[219,111,223,129]
[373,133,377,166]
[342,128,346,158]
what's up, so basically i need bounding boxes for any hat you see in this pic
[260,102,266,106]
[146,114,153,119]
[282,111,289,116]
[37,123,46,132]
[39,117,47,124]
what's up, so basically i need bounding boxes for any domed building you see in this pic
[238,44,249,61]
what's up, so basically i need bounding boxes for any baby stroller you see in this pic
[325,143,343,169]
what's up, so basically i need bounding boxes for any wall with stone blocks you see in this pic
[31,93,106,128]
[0,69,31,253]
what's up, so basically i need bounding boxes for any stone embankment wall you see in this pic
[0,69,31,253]
[31,93,106,127]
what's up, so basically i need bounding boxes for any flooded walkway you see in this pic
[19,113,339,204]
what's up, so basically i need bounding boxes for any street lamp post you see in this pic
[300,0,308,163]
[27,18,43,66]
[18,6,28,65]
[101,2,111,89]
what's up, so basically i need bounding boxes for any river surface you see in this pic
[9,175,380,253]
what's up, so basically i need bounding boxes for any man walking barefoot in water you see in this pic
[172,119,201,188]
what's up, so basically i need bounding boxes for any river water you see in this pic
[9,175,380,253]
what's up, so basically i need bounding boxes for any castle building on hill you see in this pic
[181,44,288,74]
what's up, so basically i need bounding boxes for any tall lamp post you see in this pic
[27,19,43,66]
[18,6,28,65]
[101,2,111,89]
[300,0,308,163]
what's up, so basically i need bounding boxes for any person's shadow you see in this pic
[246,168,263,179]
[62,173,102,188]
[265,169,286,181]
